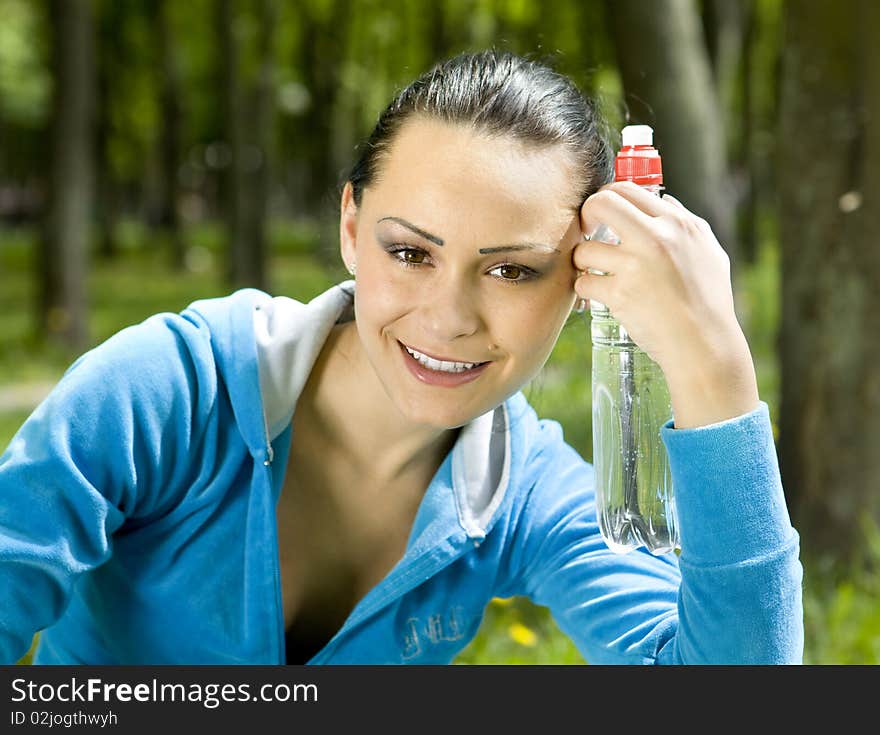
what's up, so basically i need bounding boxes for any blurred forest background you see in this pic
[2,0,879,665]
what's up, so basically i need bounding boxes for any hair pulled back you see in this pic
[346,49,613,209]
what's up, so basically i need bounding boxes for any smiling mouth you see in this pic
[397,340,490,373]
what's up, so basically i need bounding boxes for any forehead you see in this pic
[369,117,579,234]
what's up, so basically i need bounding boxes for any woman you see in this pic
[0,49,802,665]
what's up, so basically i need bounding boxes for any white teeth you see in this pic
[403,344,480,373]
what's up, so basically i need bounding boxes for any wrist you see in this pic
[662,326,760,429]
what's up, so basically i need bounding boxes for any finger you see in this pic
[605,180,676,218]
[661,191,687,210]
[572,237,630,274]
[574,270,615,307]
[580,188,655,248]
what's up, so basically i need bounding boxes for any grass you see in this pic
[2,220,878,665]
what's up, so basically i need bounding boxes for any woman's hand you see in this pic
[573,180,760,428]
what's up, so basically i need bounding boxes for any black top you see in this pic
[284,624,333,665]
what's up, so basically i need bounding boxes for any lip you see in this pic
[398,341,491,387]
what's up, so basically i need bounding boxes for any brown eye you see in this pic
[498,264,522,280]
[403,249,426,264]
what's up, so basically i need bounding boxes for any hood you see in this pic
[250,279,514,539]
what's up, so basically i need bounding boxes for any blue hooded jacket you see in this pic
[0,281,803,664]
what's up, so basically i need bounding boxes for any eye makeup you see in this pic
[380,241,541,285]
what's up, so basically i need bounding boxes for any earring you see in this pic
[347,261,356,277]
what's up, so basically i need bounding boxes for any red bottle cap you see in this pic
[614,125,663,186]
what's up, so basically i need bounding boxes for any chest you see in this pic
[274,451,429,654]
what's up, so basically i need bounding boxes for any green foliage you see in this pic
[455,597,585,665]
[801,517,880,664]
[522,311,593,461]
[0,220,337,391]
[734,234,781,427]
[0,0,634,265]
[0,228,76,386]
[0,0,50,126]
[804,574,880,664]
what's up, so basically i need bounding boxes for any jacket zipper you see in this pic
[259,399,281,661]
[262,406,274,466]
[263,446,284,663]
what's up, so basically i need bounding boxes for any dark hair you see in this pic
[346,48,614,209]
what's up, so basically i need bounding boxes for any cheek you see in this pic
[492,284,574,364]
[530,267,579,323]
[355,268,416,326]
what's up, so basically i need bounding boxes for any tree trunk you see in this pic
[777,0,880,569]
[242,0,276,291]
[704,0,756,265]
[299,0,352,268]
[302,0,350,209]
[219,0,277,291]
[704,0,747,99]
[217,0,244,287]
[95,0,120,261]
[39,0,94,351]
[604,0,735,268]
[155,0,185,271]
[94,120,119,262]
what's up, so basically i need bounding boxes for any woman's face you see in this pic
[340,116,584,429]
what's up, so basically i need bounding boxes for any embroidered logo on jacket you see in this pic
[402,606,467,660]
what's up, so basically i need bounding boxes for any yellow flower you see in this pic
[491,596,513,607]
[508,622,537,647]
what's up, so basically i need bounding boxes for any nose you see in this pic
[419,275,483,343]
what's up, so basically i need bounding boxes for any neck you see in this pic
[299,321,460,484]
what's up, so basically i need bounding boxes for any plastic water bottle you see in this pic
[590,124,678,555]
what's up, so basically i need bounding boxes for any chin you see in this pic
[393,396,487,431]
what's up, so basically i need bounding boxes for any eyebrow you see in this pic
[376,216,560,254]
[377,217,444,246]
[479,244,559,254]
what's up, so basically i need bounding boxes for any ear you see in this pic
[339,181,359,270]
